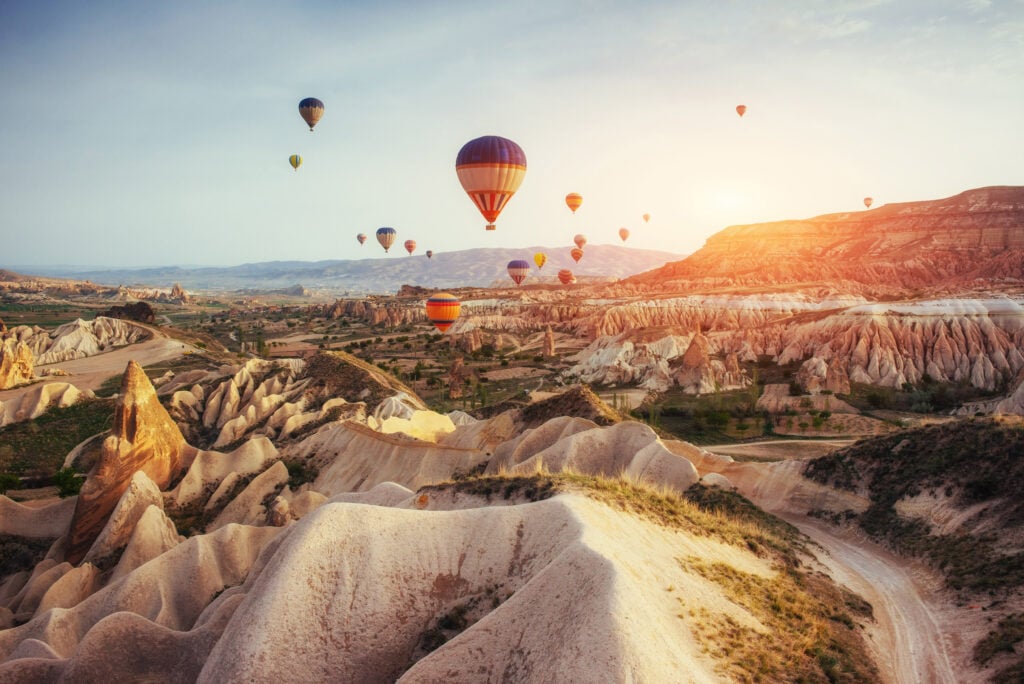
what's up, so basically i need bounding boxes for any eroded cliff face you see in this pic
[0,338,34,389]
[627,186,1024,293]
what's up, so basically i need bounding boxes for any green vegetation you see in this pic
[634,387,765,444]
[54,467,83,497]
[0,398,113,478]
[0,534,55,578]
[843,379,1003,415]
[973,614,1024,682]
[805,418,1024,594]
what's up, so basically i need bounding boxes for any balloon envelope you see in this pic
[507,259,530,286]
[455,135,527,230]
[534,252,547,269]
[426,250,433,259]
[643,213,650,223]
[573,234,587,249]
[404,239,416,255]
[376,227,396,253]
[736,104,747,117]
[863,197,873,208]
[570,247,584,263]
[557,269,575,285]
[565,192,583,213]
[288,154,302,171]
[425,293,461,333]
[357,233,367,245]
[298,97,324,131]
[619,228,629,242]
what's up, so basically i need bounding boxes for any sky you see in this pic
[1,0,1022,269]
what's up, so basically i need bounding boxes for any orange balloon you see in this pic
[863,197,873,209]
[565,192,583,213]
[425,293,461,333]
[557,269,575,285]
[404,239,416,255]
[619,228,629,242]
[642,213,650,223]
[570,247,584,263]
[573,234,587,249]
[736,104,747,117]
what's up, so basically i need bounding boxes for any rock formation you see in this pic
[672,332,750,395]
[0,338,33,389]
[628,186,1024,294]
[543,325,555,357]
[64,360,187,564]
[170,282,190,303]
[100,301,156,324]
[796,356,851,395]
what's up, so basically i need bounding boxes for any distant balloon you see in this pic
[534,252,547,269]
[642,213,650,223]
[507,259,530,286]
[455,135,527,230]
[298,97,324,131]
[357,233,367,245]
[425,293,461,333]
[557,269,575,285]
[570,247,584,263]
[404,240,416,255]
[573,234,587,250]
[288,154,302,171]
[426,250,433,259]
[565,192,583,214]
[736,104,747,117]
[618,228,630,242]
[863,197,873,209]
[376,227,397,253]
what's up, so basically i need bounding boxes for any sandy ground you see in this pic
[0,331,200,401]
[704,439,856,461]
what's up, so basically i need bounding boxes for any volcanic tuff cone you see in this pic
[628,186,1024,293]
[65,360,187,564]
[0,338,33,389]
[304,350,426,410]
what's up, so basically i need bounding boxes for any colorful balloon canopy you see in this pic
[425,293,461,333]
[507,259,530,286]
[863,197,873,209]
[619,227,630,242]
[288,154,302,171]
[298,97,324,131]
[534,252,547,269]
[557,269,575,285]
[376,227,396,253]
[426,250,433,259]
[404,239,416,255]
[356,233,367,245]
[565,192,583,213]
[573,234,587,249]
[570,247,584,263]
[642,213,650,223]
[736,104,747,117]
[455,135,527,231]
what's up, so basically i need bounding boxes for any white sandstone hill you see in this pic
[0,357,877,681]
[1,317,150,366]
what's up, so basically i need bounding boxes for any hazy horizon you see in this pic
[2,1,1022,268]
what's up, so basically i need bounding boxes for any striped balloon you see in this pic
[289,154,302,171]
[507,259,530,286]
[565,192,583,213]
[298,97,324,131]
[558,269,575,285]
[425,293,461,333]
[404,239,416,255]
[376,227,397,253]
[570,247,584,263]
[357,233,367,245]
[573,234,587,249]
[455,135,527,231]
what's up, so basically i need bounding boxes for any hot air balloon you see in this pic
[404,239,416,255]
[376,227,396,253]
[298,97,324,131]
[570,247,584,263]
[426,250,433,259]
[288,154,302,171]
[534,252,547,269]
[557,269,575,285]
[507,259,530,286]
[425,293,461,333]
[619,228,630,242]
[455,135,527,231]
[643,213,650,223]
[565,192,583,213]
[356,233,367,245]
[736,104,747,117]
[863,197,873,209]
[573,234,587,249]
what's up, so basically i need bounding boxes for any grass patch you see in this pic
[0,397,114,478]
[0,534,55,579]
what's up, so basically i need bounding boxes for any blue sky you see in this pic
[2,0,1022,268]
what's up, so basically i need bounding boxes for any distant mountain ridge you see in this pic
[23,245,684,295]
[626,186,1024,294]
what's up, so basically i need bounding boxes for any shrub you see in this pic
[0,472,20,495]
[54,467,83,498]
